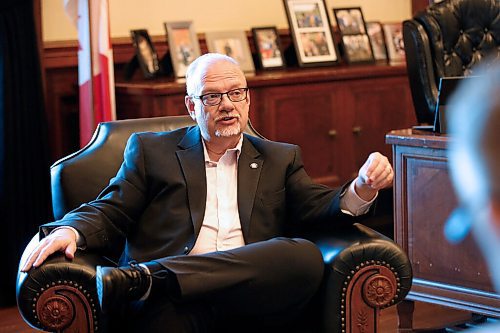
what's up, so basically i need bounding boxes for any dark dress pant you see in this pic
[113,237,324,333]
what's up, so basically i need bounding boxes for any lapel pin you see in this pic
[250,162,258,169]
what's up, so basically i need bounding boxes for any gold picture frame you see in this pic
[164,21,201,78]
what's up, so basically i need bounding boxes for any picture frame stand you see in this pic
[123,54,140,80]
[123,52,174,80]
[159,52,174,77]
[283,42,299,67]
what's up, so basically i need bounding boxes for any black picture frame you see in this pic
[251,26,286,69]
[130,29,161,78]
[333,7,374,64]
[333,7,367,35]
[283,0,339,67]
[366,21,388,61]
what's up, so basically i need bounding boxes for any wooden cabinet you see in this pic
[42,32,416,172]
[116,64,416,186]
[387,129,500,330]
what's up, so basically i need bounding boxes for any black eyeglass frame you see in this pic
[192,87,249,106]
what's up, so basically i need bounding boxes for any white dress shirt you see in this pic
[189,135,375,255]
[190,137,245,255]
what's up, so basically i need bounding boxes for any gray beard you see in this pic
[215,123,241,137]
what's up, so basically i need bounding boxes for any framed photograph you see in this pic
[164,21,201,78]
[333,7,366,35]
[366,21,388,61]
[383,22,406,64]
[283,0,339,67]
[341,34,374,63]
[333,7,374,64]
[130,29,161,78]
[205,30,255,73]
[251,26,286,69]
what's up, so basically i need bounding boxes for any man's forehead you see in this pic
[198,63,246,89]
[204,61,244,78]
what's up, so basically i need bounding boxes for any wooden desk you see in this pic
[386,129,500,330]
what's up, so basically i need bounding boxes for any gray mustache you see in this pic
[214,114,241,122]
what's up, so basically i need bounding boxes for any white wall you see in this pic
[42,0,412,42]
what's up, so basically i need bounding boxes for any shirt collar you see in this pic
[202,135,243,163]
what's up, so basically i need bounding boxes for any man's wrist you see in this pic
[51,226,84,247]
[354,176,378,202]
[339,180,377,216]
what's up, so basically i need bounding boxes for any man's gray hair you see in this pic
[185,53,239,96]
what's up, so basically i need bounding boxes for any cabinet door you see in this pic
[116,92,187,119]
[342,76,416,179]
[251,83,342,187]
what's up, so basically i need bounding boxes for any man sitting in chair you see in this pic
[21,53,393,332]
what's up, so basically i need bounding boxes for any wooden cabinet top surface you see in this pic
[115,63,408,95]
[386,128,449,149]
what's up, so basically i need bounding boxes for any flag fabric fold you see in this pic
[64,0,116,147]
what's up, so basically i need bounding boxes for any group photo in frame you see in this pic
[251,26,286,69]
[130,29,161,78]
[164,21,201,78]
[366,21,388,61]
[283,0,339,67]
[383,22,406,64]
[204,30,255,73]
[333,7,374,64]
[334,7,366,35]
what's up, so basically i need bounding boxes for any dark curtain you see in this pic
[0,0,51,306]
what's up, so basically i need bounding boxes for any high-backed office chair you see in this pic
[403,0,500,124]
[16,115,412,332]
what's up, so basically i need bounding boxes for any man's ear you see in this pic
[185,95,196,120]
[247,89,251,107]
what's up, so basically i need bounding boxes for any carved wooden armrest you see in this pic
[309,223,413,333]
[16,234,114,332]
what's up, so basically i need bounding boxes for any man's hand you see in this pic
[20,228,77,272]
[355,152,394,201]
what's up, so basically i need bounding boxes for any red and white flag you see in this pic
[64,0,116,147]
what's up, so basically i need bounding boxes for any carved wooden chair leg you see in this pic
[397,299,415,333]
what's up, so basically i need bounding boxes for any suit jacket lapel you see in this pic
[176,126,206,236]
[238,135,263,240]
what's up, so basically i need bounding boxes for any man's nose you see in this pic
[218,94,234,109]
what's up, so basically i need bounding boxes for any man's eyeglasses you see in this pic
[193,88,249,106]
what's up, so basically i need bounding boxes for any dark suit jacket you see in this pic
[42,126,344,263]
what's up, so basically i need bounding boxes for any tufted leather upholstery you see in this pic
[17,115,412,332]
[403,0,500,124]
